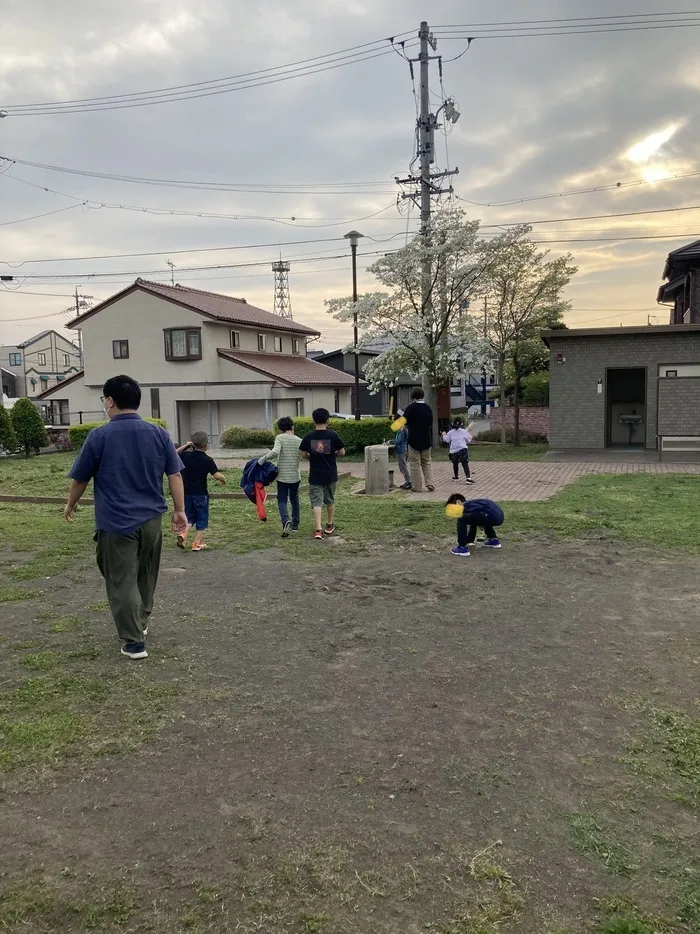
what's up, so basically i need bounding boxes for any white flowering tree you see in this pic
[480,226,577,444]
[325,209,492,442]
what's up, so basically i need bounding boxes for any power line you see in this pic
[435,12,700,28]
[0,232,407,267]
[482,203,700,228]
[3,34,414,110]
[1,41,418,116]
[433,22,700,40]
[0,156,396,194]
[4,248,399,281]
[456,170,700,208]
[0,173,400,230]
[0,204,84,227]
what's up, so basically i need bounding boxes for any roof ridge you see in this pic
[136,278,247,304]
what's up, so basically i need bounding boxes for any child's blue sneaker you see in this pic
[484,538,502,549]
[121,642,148,660]
[450,545,471,557]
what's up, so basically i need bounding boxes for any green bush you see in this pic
[0,404,17,454]
[474,428,548,444]
[10,398,49,457]
[69,417,166,449]
[290,417,392,453]
[219,418,393,453]
[521,372,549,406]
[219,425,275,448]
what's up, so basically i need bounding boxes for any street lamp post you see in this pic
[344,230,364,420]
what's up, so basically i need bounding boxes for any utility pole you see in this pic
[395,21,460,438]
[483,296,488,339]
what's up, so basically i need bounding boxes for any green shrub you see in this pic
[521,372,549,405]
[219,425,275,449]
[69,417,166,449]
[0,404,17,454]
[219,418,393,453]
[474,428,548,444]
[10,398,49,457]
[290,417,392,453]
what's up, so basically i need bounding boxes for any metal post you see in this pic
[481,367,487,419]
[344,230,364,421]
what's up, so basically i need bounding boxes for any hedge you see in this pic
[219,417,393,453]
[474,428,548,444]
[219,425,275,448]
[68,417,167,449]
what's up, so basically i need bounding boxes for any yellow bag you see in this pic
[445,503,464,519]
[390,416,407,432]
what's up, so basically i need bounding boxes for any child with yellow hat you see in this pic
[445,493,504,557]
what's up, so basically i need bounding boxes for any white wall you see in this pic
[78,289,309,387]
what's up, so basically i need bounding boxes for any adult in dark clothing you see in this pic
[402,387,435,493]
[64,375,187,660]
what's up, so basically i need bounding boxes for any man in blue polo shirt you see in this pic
[64,375,187,660]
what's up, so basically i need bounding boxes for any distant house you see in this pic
[658,240,700,324]
[1,365,18,400]
[314,339,421,416]
[0,330,81,399]
[36,279,357,444]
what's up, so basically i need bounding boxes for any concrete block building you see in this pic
[544,324,700,457]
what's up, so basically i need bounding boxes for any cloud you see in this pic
[1,0,700,345]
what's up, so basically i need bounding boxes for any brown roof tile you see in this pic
[217,350,361,387]
[68,279,319,336]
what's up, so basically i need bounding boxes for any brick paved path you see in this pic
[215,451,700,502]
[409,460,700,502]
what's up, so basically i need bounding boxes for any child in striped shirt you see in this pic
[258,417,302,537]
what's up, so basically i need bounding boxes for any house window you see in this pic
[40,376,48,390]
[38,353,47,366]
[230,330,240,349]
[292,339,301,355]
[63,354,70,367]
[273,336,283,353]
[164,328,202,361]
[150,388,161,419]
[56,374,64,382]
[9,352,21,367]
[295,399,304,417]
[334,389,340,412]
[257,334,267,352]
[113,339,129,359]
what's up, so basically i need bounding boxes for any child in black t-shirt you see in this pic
[299,407,345,540]
[176,431,226,551]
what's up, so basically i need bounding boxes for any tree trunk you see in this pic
[423,375,440,448]
[498,353,507,446]
[513,346,521,446]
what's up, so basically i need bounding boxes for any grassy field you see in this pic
[2,456,700,932]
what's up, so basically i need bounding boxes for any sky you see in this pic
[2,0,700,350]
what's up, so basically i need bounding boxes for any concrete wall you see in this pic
[549,332,700,449]
[658,377,700,435]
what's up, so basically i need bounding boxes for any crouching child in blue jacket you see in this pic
[445,494,504,557]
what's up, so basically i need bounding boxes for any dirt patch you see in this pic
[1,539,699,932]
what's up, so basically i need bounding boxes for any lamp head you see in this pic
[344,229,364,248]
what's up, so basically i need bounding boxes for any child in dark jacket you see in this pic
[445,493,504,557]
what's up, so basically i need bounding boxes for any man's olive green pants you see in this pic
[95,515,163,645]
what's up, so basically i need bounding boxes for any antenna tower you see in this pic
[272,260,293,318]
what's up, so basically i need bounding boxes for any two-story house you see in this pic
[0,329,81,399]
[658,240,700,324]
[37,278,356,443]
